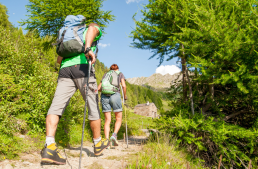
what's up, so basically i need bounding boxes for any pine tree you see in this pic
[138,94,145,104]
[145,96,150,103]
[131,0,258,121]
[0,3,11,28]
[20,0,115,38]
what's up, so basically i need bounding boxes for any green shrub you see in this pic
[156,111,258,168]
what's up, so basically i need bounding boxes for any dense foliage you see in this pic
[131,0,258,168]
[156,111,258,168]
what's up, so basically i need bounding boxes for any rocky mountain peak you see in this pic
[127,72,183,90]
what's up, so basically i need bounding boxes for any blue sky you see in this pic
[1,0,179,78]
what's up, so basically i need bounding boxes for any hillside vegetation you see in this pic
[131,0,258,168]
[0,3,163,160]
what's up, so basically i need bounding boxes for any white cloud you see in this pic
[155,65,181,75]
[126,0,143,4]
[13,13,15,15]
[98,43,110,48]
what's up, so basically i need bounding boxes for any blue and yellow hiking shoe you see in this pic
[94,138,110,156]
[41,143,66,165]
[110,136,119,146]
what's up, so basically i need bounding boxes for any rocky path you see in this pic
[0,136,147,169]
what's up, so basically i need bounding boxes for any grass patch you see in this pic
[105,153,138,161]
[105,155,121,160]
[86,162,103,169]
[105,108,156,140]
[162,99,173,112]
[0,133,45,161]
[126,135,206,169]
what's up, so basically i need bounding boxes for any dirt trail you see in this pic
[0,136,147,169]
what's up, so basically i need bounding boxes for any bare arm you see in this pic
[84,25,100,64]
[57,56,63,64]
[121,79,127,100]
[98,82,102,92]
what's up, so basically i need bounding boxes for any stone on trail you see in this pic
[19,135,26,139]
[3,164,13,169]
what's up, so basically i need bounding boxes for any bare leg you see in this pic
[114,112,122,134]
[90,119,101,139]
[46,114,60,136]
[104,112,111,138]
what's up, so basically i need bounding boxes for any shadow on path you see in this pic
[68,146,96,157]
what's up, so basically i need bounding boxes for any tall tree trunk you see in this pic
[182,44,194,116]
[195,67,200,103]
[186,66,195,116]
[201,76,214,114]
[209,77,214,100]
[182,57,187,102]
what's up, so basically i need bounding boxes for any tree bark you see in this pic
[224,111,246,121]
[182,56,187,102]
[182,44,194,116]
[209,77,214,100]
[186,65,195,116]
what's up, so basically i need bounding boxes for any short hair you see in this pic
[88,23,100,28]
[110,64,119,70]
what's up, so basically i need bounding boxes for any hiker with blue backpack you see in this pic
[41,15,110,165]
[97,64,127,147]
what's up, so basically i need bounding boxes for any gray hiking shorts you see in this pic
[47,65,100,121]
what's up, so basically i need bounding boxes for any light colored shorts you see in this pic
[47,76,100,121]
[101,93,123,113]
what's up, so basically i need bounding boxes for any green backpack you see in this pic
[101,70,121,94]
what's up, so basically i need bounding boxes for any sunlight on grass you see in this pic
[127,135,206,169]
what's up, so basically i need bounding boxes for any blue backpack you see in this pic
[54,15,98,58]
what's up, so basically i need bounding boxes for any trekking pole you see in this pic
[79,60,91,169]
[125,104,128,148]
[120,85,128,148]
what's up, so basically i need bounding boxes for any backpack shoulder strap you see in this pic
[95,46,99,58]
[73,25,86,46]
[53,29,67,46]
[91,40,98,47]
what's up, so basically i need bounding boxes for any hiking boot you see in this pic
[110,136,119,146]
[94,138,110,156]
[41,143,66,165]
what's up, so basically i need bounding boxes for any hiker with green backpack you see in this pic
[98,64,127,147]
[41,15,110,165]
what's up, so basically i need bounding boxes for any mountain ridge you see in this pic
[127,72,183,90]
